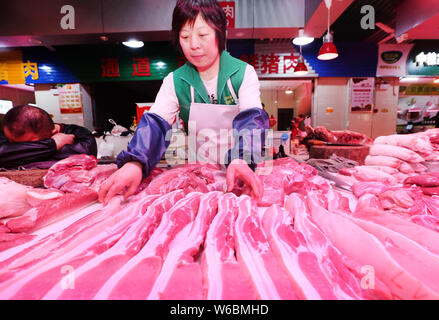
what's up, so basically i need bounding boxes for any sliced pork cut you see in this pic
[147,192,220,300]
[351,181,391,198]
[43,190,186,300]
[234,195,299,300]
[409,215,439,233]
[0,196,124,282]
[261,204,338,299]
[404,174,439,187]
[364,155,403,168]
[1,194,160,300]
[369,144,425,163]
[306,193,439,299]
[374,133,435,155]
[202,193,259,300]
[94,192,203,300]
[286,194,369,300]
[6,189,98,233]
[25,189,64,207]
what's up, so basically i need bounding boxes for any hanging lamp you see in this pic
[294,45,308,75]
[318,0,338,60]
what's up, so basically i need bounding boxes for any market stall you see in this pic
[0,128,438,300]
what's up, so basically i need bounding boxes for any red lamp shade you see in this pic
[294,55,308,75]
[318,41,338,60]
[294,61,308,75]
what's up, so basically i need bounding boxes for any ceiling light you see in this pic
[122,40,144,48]
[400,77,419,83]
[294,45,308,75]
[294,55,308,75]
[285,89,293,94]
[434,78,439,84]
[318,0,338,61]
[318,32,338,60]
[292,29,314,46]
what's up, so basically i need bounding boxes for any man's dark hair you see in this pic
[3,104,54,139]
[172,0,227,55]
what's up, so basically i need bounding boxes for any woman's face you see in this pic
[179,13,220,72]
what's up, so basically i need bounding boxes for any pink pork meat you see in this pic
[147,191,221,300]
[261,204,338,299]
[342,211,439,298]
[201,193,259,300]
[0,196,122,279]
[234,195,299,300]
[306,193,439,299]
[43,190,186,300]
[286,194,368,300]
[351,181,391,198]
[6,188,98,233]
[0,194,160,299]
[94,192,203,300]
[0,177,32,218]
[145,163,220,195]
[369,144,425,163]
[353,206,439,256]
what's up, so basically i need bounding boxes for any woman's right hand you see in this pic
[98,161,143,205]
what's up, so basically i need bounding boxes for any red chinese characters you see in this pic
[219,1,235,28]
[132,57,151,77]
[101,58,120,77]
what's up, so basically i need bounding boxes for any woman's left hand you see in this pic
[226,158,263,200]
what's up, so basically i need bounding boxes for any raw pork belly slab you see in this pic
[94,192,203,300]
[353,206,439,256]
[148,191,221,300]
[0,197,123,278]
[286,194,367,300]
[0,194,160,299]
[234,196,299,300]
[43,190,186,300]
[261,204,337,300]
[369,144,425,163]
[306,194,439,300]
[6,189,98,233]
[374,133,435,154]
[202,193,259,300]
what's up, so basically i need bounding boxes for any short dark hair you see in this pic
[3,104,54,139]
[172,0,227,55]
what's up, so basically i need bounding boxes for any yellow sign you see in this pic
[0,50,39,84]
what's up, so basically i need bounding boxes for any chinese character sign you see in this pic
[240,52,309,77]
[58,83,83,114]
[132,57,151,77]
[376,43,413,77]
[218,1,235,28]
[101,58,120,77]
[350,78,375,112]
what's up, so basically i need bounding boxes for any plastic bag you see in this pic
[109,119,128,136]
[96,136,115,159]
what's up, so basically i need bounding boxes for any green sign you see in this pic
[407,41,439,76]
[402,84,439,95]
[50,43,182,83]
[381,51,403,64]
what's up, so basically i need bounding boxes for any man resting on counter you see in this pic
[0,104,97,170]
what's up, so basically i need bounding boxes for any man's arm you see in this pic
[0,133,57,169]
[54,124,97,160]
